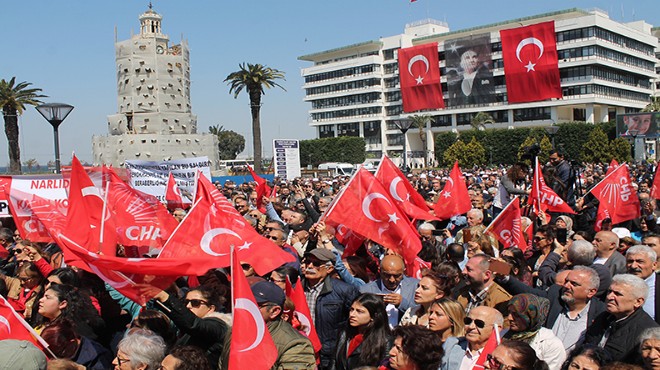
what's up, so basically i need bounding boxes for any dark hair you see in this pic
[536,224,555,242]
[132,309,177,348]
[345,256,370,284]
[499,340,549,370]
[433,261,461,287]
[573,231,593,242]
[420,269,452,298]
[189,285,222,312]
[40,318,80,359]
[445,243,465,263]
[391,325,443,370]
[47,284,101,328]
[48,268,80,287]
[418,240,441,267]
[560,344,612,370]
[273,265,300,285]
[345,294,390,366]
[167,346,213,370]
[502,247,530,280]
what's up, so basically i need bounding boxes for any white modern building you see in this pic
[300,8,658,165]
[92,6,218,168]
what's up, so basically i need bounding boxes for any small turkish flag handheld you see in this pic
[651,163,660,200]
[410,256,432,280]
[165,172,186,210]
[528,157,575,215]
[591,164,640,227]
[500,21,562,103]
[331,224,366,258]
[398,42,445,112]
[247,165,271,212]
[485,197,527,251]
[472,324,502,370]
[0,295,50,351]
[284,279,321,352]
[229,248,278,370]
[433,161,471,220]
[375,156,438,221]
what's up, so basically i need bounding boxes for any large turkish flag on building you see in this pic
[500,21,562,103]
[398,42,445,112]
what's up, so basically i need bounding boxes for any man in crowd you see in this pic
[643,234,660,269]
[548,149,575,207]
[626,245,660,323]
[456,254,512,316]
[592,230,627,276]
[360,255,419,328]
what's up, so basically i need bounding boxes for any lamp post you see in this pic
[629,129,639,163]
[35,103,74,174]
[393,118,413,172]
[544,124,559,148]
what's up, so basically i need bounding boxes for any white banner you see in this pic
[6,175,69,217]
[124,157,212,202]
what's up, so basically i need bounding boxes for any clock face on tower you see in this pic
[156,45,164,54]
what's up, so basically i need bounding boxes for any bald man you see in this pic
[360,255,419,327]
[593,230,626,276]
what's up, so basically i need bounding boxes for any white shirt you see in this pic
[459,347,482,370]
[383,284,401,328]
[644,273,656,320]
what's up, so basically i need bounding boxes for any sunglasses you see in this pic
[464,317,486,329]
[486,354,519,370]
[241,263,252,270]
[303,259,327,267]
[184,299,209,308]
[266,235,280,241]
[13,248,23,254]
[532,236,545,242]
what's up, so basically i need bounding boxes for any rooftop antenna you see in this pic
[148,1,153,10]
[114,25,117,43]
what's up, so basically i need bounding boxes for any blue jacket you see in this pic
[360,276,419,323]
[440,336,468,370]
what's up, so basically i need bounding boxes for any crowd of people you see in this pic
[1,150,660,370]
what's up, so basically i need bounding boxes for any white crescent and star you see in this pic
[81,186,112,222]
[200,228,240,257]
[362,192,399,225]
[171,180,181,197]
[408,55,430,85]
[389,178,405,202]
[515,37,544,72]
[295,311,312,336]
[235,298,266,352]
[0,315,10,334]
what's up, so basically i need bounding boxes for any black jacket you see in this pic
[584,307,659,362]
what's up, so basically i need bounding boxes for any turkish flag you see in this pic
[247,165,271,212]
[652,164,660,200]
[329,223,366,258]
[500,21,561,103]
[165,172,187,210]
[284,279,321,352]
[529,158,575,215]
[433,161,471,220]
[0,295,50,351]
[229,249,278,370]
[487,197,527,251]
[323,168,421,274]
[375,156,438,221]
[398,42,445,112]
[410,256,432,280]
[471,324,501,370]
[592,164,640,228]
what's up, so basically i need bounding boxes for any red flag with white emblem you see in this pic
[375,156,438,221]
[591,164,640,229]
[165,172,187,210]
[0,295,50,351]
[229,249,278,370]
[323,168,421,274]
[472,324,501,370]
[500,21,562,103]
[528,157,575,215]
[485,197,527,251]
[5,188,65,244]
[433,161,472,220]
[284,279,321,352]
[398,42,445,112]
[329,223,366,258]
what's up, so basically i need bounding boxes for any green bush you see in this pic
[300,136,366,166]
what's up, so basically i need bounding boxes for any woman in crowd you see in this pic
[560,344,611,370]
[640,327,660,370]
[486,340,550,370]
[112,328,166,370]
[427,298,465,342]
[0,261,44,319]
[387,325,443,370]
[501,247,533,286]
[333,293,391,370]
[556,216,576,240]
[40,318,112,370]
[503,294,566,370]
[400,270,452,327]
[130,310,177,349]
[154,285,229,366]
[160,346,212,370]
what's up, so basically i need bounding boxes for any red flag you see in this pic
[486,197,527,251]
[5,188,63,244]
[0,295,50,351]
[398,42,445,112]
[410,256,432,280]
[330,223,366,258]
[433,161,471,220]
[375,156,438,221]
[472,324,501,370]
[165,172,187,210]
[247,165,271,212]
[591,164,640,227]
[229,249,278,370]
[651,164,660,200]
[529,158,575,215]
[324,168,421,274]
[500,21,561,104]
[284,279,321,352]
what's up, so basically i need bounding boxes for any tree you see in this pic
[24,158,38,172]
[444,138,485,167]
[410,114,433,167]
[209,125,245,160]
[642,96,660,112]
[581,126,611,164]
[470,112,494,131]
[517,136,538,163]
[609,137,632,163]
[0,77,46,174]
[434,131,458,166]
[224,63,285,171]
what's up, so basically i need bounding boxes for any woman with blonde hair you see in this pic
[428,298,465,342]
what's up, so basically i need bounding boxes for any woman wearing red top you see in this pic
[332,293,391,370]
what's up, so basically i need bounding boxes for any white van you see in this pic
[318,162,355,177]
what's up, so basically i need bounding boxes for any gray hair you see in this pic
[467,209,483,221]
[572,265,600,291]
[611,274,648,300]
[627,245,657,263]
[118,328,166,370]
[568,240,596,266]
[640,327,660,346]
[0,228,13,241]
[418,222,436,232]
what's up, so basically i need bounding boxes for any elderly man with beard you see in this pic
[302,248,359,370]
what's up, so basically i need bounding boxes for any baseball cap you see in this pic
[251,281,285,307]
[304,248,335,263]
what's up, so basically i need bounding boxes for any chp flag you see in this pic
[398,42,445,112]
[591,163,640,228]
[500,21,562,103]
[529,157,575,215]
[485,196,526,251]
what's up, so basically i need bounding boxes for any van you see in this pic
[318,162,355,177]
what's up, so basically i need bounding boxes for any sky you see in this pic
[0,0,658,167]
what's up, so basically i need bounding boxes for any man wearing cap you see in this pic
[302,248,359,369]
[251,281,316,369]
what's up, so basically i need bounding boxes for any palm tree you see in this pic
[24,158,38,172]
[470,112,495,131]
[224,63,285,171]
[0,77,46,174]
[410,114,433,168]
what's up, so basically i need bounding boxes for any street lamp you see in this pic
[393,118,413,172]
[36,103,74,174]
[544,124,559,148]
[629,129,639,163]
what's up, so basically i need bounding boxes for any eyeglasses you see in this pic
[116,356,131,366]
[464,317,486,329]
[266,235,280,241]
[13,248,23,254]
[268,275,286,283]
[184,299,209,308]
[302,259,327,267]
[241,263,252,270]
[486,354,519,370]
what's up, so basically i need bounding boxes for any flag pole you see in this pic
[156,197,203,258]
[483,196,519,235]
[98,181,111,253]
[230,244,235,327]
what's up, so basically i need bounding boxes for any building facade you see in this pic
[300,8,658,165]
[92,6,218,168]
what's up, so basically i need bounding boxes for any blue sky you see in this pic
[1,0,658,166]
